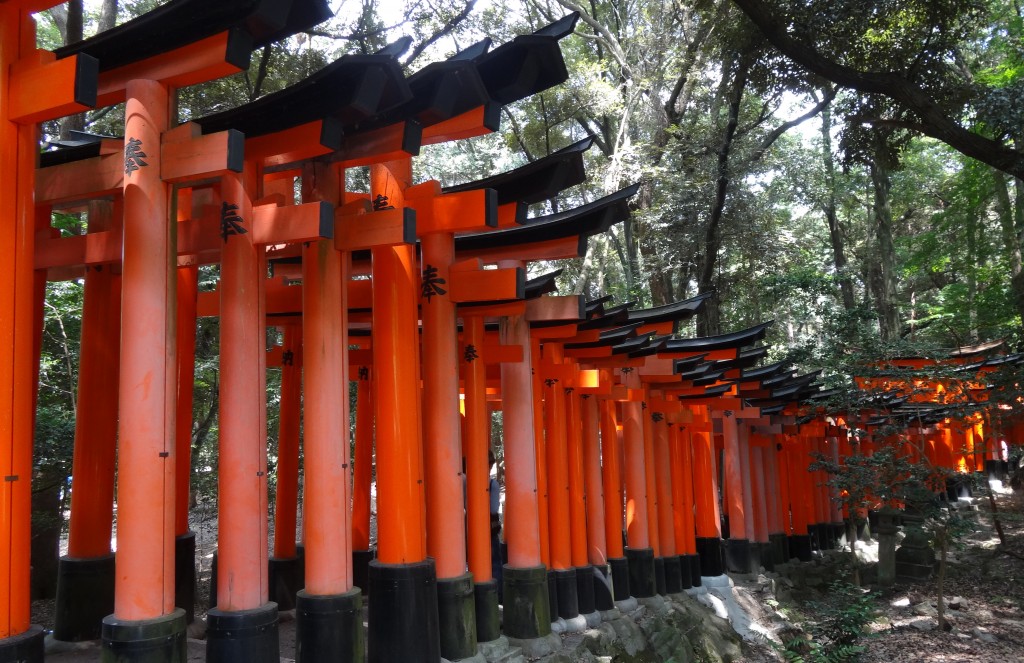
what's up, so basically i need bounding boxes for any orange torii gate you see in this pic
[0,1,97,658]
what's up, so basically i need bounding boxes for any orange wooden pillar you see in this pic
[748,443,770,569]
[581,394,614,609]
[762,435,788,565]
[462,314,501,643]
[2,5,97,657]
[419,228,475,657]
[621,369,654,597]
[642,399,663,593]
[102,78,188,657]
[565,385,594,619]
[787,434,813,561]
[498,298,556,651]
[599,398,630,600]
[296,161,361,662]
[367,158,437,662]
[653,412,681,593]
[690,409,725,577]
[351,364,374,588]
[207,168,276,660]
[531,339,551,570]
[270,324,302,610]
[53,199,121,641]
[174,248,199,623]
[720,410,753,572]
[542,343,579,623]
[670,423,699,588]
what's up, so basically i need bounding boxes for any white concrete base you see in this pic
[550,617,567,634]
[614,597,639,613]
[582,610,601,628]
[477,635,511,661]
[700,574,733,588]
[562,613,589,633]
[599,607,623,622]
[506,631,561,658]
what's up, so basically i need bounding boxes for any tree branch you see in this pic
[731,0,1024,179]
[402,1,476,67]
[748,86,835,163]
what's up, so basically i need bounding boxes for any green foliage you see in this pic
[780,581,874,663]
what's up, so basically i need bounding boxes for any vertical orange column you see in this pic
[671,425,696,555]
[543,344,571,571]
[216,169,268,611]
[370,159,426,565]
[302,237,352,594]
[581,395,606,567]
[352,366,373,553]
[115,78,176,621]
[498,312,543,568]
[273,325,301,560]
[531,339,551,568]
[621,371,649,549]
[653,414,675,557]
[420,232,468,580]
[775,436,792,537]
[565,386,589,570]
[690,408,724,577]
[174,195,196,541]
[67,201,121,559]
[642,402,661,558]
[599,399,624,560]
[749,445,768,548]
[464,316,492,581]
[720,412,746,541]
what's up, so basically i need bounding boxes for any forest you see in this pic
[29,0,1024,593]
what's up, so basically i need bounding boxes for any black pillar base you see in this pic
[788,534,812,562]
[684,553,702,587]
[676,556,691,590]
[502,565,552,640]
[209,550,218,610]
[756,542,773,572]
[206,602,279,663]
[368,559,440,663]
[352,549,374,596]
[546,569,559,622]
[294,588,363,663]
[608,557,630,602]
[695,537,724,577]
[54,554,115,641]
[831,523,846,549]
[474,580,500,644]
[806,524,819,551]
[553,568,579,619]
[575,566,595,615]
[0,625,43,663]
[174,533,196,623]
[984,459,999,480]
[268,556,303,612]
[592,566,614,611]
[437,573,477,661]
[654,557,667,595]
[769,533,788,566]
[101,607,186,663]
[625,547,655,599]
[663,556,683,594]
[724,539,752,574]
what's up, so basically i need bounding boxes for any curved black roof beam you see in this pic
[663,321,773,353]
[611,332,656,355]
[626,293,711,325]
[444,137,593,208]
[454,184,640,255]
[195,46,411,138]
[55,0,330,72]
[472,13,580,104]
[741,359,791,380]
[628,334,671,358]
[564,322,643,350]
[578,302,634,331]
[711,345,768,371]
[584,295,615,316]
[677,384,732,400]
[525,270,563,298]
[673,354,708,373]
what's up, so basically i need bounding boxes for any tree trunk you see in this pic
[821,103,855,311]
[697,47,752,336]
[869,149,900,341]
[992,171,1024,323]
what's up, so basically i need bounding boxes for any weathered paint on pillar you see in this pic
[352,368,373,553]
[371,159,427,565]
[217,170,268,610]
[721,412,746,541]
[653,415,675,556]
[463,316,492,581]
[115,78,176,620]
[420,232,467,580]
[543,343,571,570]
[273,325,301,560]
[600,399,624,559]
[621,370,649,548]
[581,395,607,566]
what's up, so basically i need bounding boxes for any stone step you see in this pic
[489,645,526,663]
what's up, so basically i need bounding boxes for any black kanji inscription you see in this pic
[124,137,148,175]
[221,202,247,242]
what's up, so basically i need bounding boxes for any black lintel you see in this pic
[525,270,563,298]
[662,321,773,353]
[584,294,615,316]
[628,334,670,358]
[740,359,791,380]
[677,384,732,400]
[56,0,330,73]
[195,46,411,139]
[472,14,580,104]
[444,137,592,208]
[454,184,639,255]
[611,331,656,355]
[564,322,643,350]
[625,293,711,325]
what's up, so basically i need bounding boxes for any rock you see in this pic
[949,596,966,610]
[911,602,937,617]
[972,627,997,643]
[909,617,936,631]
[891,596,910,608]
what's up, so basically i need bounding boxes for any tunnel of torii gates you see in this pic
[2,1,1023,662]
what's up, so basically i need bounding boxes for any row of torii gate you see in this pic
[0,1,1019,662]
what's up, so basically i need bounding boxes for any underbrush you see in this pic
[776,580,876,663]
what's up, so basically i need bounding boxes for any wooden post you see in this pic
[621,369,654,597]
[599,398,629,600]
[271,323,302,612]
